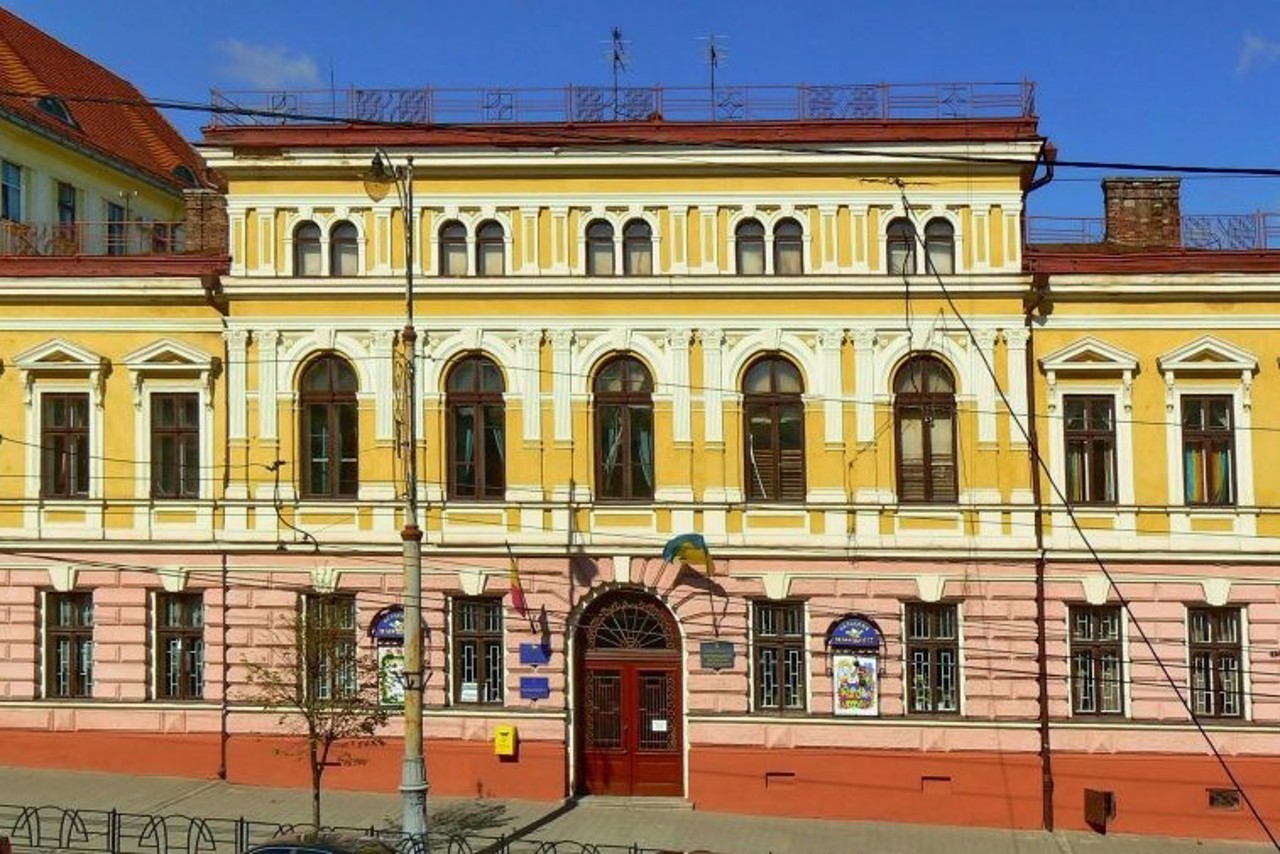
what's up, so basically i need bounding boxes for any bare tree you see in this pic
[241,595,390,830]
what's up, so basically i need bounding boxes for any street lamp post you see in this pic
[365,148,427,844]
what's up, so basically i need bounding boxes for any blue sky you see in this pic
[9,0,1280,217]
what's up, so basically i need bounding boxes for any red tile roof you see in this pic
[0,8,207,193]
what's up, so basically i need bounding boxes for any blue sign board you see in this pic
[829,616,882,650]
[519,676,551,700]
[519,642,551,666]
[369,607,405,642]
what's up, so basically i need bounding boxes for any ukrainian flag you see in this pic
[662,533,715,576]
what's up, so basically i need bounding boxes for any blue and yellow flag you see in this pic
[662,533,715,576]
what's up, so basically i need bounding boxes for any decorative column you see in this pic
[551,330,575,442]
[667,328,692,443]
[974,328,998,444]
[256,328,280,442]
[518,330,543,442]
[852,328,877,443]
[370,329,397,442]
[700,328,725,444]
[819,328,845,445]
[224,329,250,441]
[669,205,688,274]
[1004,327,1030,446]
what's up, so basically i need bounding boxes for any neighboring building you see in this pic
[1,21,1278,841]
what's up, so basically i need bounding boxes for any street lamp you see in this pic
[364,148,427,844]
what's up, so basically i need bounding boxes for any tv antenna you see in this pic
[602,26,630,119]
[698,34,728,119]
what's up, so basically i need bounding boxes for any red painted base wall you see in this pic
[2,731,1278,842]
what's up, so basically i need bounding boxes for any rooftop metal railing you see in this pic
[0,220,186,257]
[208,81,1036,126]
[1027,212,1280,251]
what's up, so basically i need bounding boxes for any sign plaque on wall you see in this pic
[519,676,551,700]
[699,640,735,670]
[519,642,551,666]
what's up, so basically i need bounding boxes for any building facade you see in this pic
[1,53,1279,842]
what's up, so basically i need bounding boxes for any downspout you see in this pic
[1024,140,1055,832]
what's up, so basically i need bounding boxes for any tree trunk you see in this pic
[310,741,323,830]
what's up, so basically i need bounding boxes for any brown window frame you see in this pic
[594,355,655,502]
[905,602,961,715]
[585,220,615,276]
[56,181,76,227]
[105,200,126,256]
[445,355,506,501]
[1181,395,1235,507]
[742,356,806,503]
[622,219,653,276]
[299,355,359,499]
[475,220,505,276]
[735,219,765,275]
[772,218,803,275]
[41,392,90,499]
[751,600,806,712]
[151,392,200,500]
[923,218,954,275]
[1068,605,1124,716]
[438,220,468,276]
[156,592,204,700]
[46,591,93,699]
[1063,395,1117,506]
[451,597,504,705]
[304,593,357,701]
[1188,607,1244,719]
[329,220,359,277]
[893,355,958,504]
[886,217,916,276]
[293,221,321,276]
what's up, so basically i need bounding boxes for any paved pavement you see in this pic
[0,766,1271,854]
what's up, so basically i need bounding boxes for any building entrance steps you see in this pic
[573,795,694,810]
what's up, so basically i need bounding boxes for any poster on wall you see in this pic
[378,647,406,706]
[833,653,878,717]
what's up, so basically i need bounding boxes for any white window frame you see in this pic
[1064,602,1130,719]
[1184,604,1250,722]
[900,600,965,716]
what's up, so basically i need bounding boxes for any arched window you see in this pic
[773,218,804,275]
[894,355,957,503]
[329,221,358,277]
[475,220,505,277]
[446,355,506,500]
[886,218,916,276]
[293,222,321,277]
[300,355,358,499]
[623,219,653,276]
[736,219,765,275]
[586,220,615,276]
[742,356,805,502]
[439,220,467,276]
[924,219,955,275]
[594,355,655,501]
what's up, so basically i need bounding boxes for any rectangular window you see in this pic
[1182,396,1234,506]
[304,594,357,701]
[157,592,204,700]
[2,160,21,221]
[57,181,77,225]
[905,603,960,714]
[46,591,93,698]
[41,393,90,498]
[752,601,806,711]
[151,393,200,499]
[1189,607,1243,718]
[1064,396,1117,505]
[452,597,503,704]
[1069,605,1124,715]
[106,201,126,255]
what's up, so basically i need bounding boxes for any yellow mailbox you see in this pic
[493,724,518,757]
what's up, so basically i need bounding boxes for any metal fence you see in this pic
[1026,213,1280,250]
[0,804,663,854]
[0,221,187,257]
[209,81,1035,126]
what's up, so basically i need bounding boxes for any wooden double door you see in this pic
[576,593,683,797]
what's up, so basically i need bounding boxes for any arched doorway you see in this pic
[575,590,683,796]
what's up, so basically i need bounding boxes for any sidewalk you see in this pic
[0,766,1269,854]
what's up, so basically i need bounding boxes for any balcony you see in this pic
[0,219,187,256]
[209,81,1036,126]
[1027,213,1280,251]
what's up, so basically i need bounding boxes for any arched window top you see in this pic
[580,594,679,652]
[587,219,614,240]
[301,354,358,394]
[477,220,504,241]
[774,217,802,238]
[887,217,916,239]
[295,221,321,241]
[594,355,653,394]
[446,354,504,394]
[439,220,467,240]
[925,218,953,240]
[623,219,651,240]
[331,220,357,241]
[743,355,803,395]
[893,354,955,395]
[736,218,765,239]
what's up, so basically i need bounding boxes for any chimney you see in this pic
[1102,177,1181,248]
[182,187,229,256]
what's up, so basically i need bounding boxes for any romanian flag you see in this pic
[508,551,528,617]
[662,533,715,576]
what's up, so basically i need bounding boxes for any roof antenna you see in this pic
[698,34,728,120]
[603,27,630,120]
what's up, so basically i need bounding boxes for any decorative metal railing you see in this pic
[208,81,1036,127]
[0,220,187,257]
[0,803,666,854]
[1027,213,1280,250]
